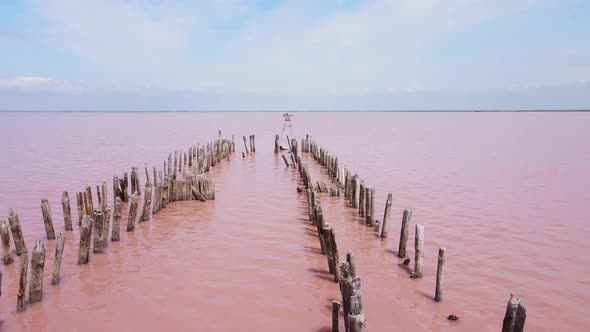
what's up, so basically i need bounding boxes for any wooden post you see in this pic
[252,135,256,152]
[51,233,65,286]
[329,227,341,282]
[127,192,138,232]
[502,294,527,332]
[62,191,73,231]
[84,185,94,215]
[346,251,356,278]
[76,192,84,226]
[92,209,105,254]
[101,180,108,210]
[281,154,290,167]
[113,175,120,206]
[369,188,375,226]
[16,253,28,312]
[398,210,412,258]
[332,300,342,332]
[411,224,424,278]
[274,134,279,154]
[96,184,102,208]
[112,197,122,241]
[41,198,56,240]
[435,247,445,302]
[364,188,371,225]
[380,193,392,239]
[103,207,111,248]
[242,136,249,154]
[29,240,46,303]
[0,220,14,265]
[359,181,365,217]
[8,209,27,255]
[140,184,152,222]
[77,215,92,265]
[120,173,129,202]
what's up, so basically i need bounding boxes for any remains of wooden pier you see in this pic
[3,133,233,313]
[295,135,526,331]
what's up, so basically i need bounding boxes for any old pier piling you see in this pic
[16,253,28,312]
[435,247,445,301]
[502,294,527,332]
[8,209,27,255]
[51,233,65,286]
[41,199,56,240]
[62,191,73,231]
[29,240,46,303]
[77,215,92,265]
[0,220,14,265]
[398,210,412,258]
[411,224,424,278]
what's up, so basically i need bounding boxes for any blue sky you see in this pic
[1,0,589,110]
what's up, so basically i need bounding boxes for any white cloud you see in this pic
[0,76,88,94]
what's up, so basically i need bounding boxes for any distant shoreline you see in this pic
[0,109,589,113]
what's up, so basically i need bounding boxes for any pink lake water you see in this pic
[0,111,589,331]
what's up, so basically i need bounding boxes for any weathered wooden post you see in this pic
[127,192,138,232]
[502,294,527,332]
[435,247,445,301]
[364,188,371,225]
[0,220,14,265]
[103,207,111,248]
[281,154,290,167]
[332,300,342,332]
[252,135,256,152]
[119,173,129,202]
[398,210,412,258]
[113,175,120,206]
[101,180,108,210]
[8,209,27,255]
[41,198,56,240]
[84,185,94,215]
[112,197,122,241]
[359,181,365,218]
[140,184,152,222]
[411,224,424,278]
[29,240,46,303]
[62,191,73,231]
[242,136,249,154]
[76,192,84,226]
[77,215,92,265]
[274,135,279,154]
[16,253,29,312]
[380,193,392,239]
[51,233,65,286]
[92,209,105,254]
[346,251,356,278]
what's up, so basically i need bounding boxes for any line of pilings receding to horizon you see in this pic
[2,131,260,314]
[280,134,526,332]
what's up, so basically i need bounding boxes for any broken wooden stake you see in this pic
[410,224,424,278]
[77,215,92,265]
[380,193,392,239]
[435,247,445,302]
[29,240,46,303]
[62,191,73,231]
[112,197,122,241]
[398,210,412,258]
[16,253,28,312]
[8,209,27,255]
[502,294,527,332]
[0,220,14,265]
[41,198,56,240]
[127,192,138,232]
[51,233,65,286]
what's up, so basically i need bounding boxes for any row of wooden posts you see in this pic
[241,134,256,157]
[1,133,235,313]
[302,136,527,331]
[289,142,365,332]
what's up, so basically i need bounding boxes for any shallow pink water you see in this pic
[0,111,589,331]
